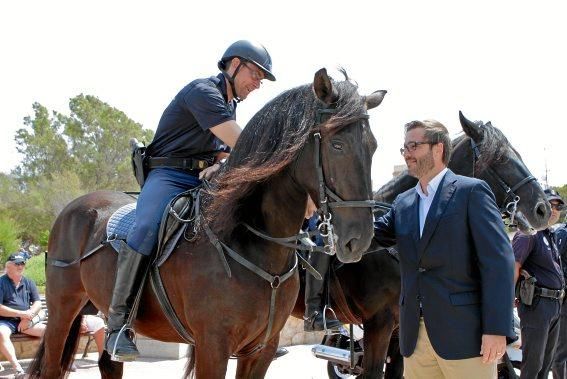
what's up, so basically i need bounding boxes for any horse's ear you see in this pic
[459,110,484,142]
[313,68,339,105]
[365,90,387,110]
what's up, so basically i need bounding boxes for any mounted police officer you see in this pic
[551,193,567,379]
[104,40,276,362]
[513,188,566,379]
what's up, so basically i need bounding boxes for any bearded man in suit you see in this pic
[374,119,515,378]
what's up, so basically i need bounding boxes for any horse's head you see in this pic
[294,68,386,263]
[452,111,550,233]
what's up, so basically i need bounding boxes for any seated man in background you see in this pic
[0,252,45,375]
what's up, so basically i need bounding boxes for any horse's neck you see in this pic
[241,176,305,272]
[374,171,418,203]
[448,138,474,177]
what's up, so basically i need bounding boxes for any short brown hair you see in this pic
[404,119,452,164]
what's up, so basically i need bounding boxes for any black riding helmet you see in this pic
[218,40,276,81]
[218,40,275,102]
[544,188,565,205]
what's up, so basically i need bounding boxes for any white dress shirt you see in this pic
[415,167,448,237]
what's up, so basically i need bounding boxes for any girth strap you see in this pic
[149,266,195,344]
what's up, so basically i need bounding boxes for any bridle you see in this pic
[245,105,377,256]
[470,134,536,226]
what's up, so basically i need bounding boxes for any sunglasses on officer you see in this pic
[550,202,566,211]
[14,262,26,266]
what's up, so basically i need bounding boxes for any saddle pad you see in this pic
[106,203,137,252]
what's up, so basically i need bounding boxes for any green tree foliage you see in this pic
[0,215,21,261]
[5,94,154,245]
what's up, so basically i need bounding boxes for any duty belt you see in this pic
[147,157,209,171]
[535,286,565,300]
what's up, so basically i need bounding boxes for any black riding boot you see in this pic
[304,252,341,331]
[105,240,149,362]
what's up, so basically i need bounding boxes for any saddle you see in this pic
[106,187,202,265]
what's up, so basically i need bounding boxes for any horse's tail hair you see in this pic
[27,314,83,378]
[27,336,46,378]
[184,344,196,379]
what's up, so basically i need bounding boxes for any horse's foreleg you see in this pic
[360,313,396,379]
[384,330,403,379]
[235,337,278,379]
[193,340,231,379]
[99,350,124,379]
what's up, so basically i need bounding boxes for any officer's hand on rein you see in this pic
[199,163,221,181]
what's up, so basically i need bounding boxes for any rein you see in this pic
[470,137,536,225]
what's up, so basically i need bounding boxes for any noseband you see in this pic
[470,137,536,225]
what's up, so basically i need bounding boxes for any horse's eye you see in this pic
[331,141,343,150]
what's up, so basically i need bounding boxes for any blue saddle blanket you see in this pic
[106,203,137,252]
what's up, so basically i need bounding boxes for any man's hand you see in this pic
[480,334,507,363]
[19,309,34,320]
[17,318,30,332]
[199,163,221,181]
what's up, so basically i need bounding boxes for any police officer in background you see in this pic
[552,193,567,379]
[104,40,276,362]
[513,188,566,379]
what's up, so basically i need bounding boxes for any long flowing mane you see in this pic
[205,70,368,237]
[453,120,516,172]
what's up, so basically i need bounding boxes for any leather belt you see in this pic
[535,286,565,300]
[147,157,209,171]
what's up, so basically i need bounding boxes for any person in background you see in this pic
[514,188,565,379]
[547,191,567,379]
[0,252,45,375]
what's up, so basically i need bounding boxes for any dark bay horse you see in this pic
[29,68,387,379]
[293,111,550,378]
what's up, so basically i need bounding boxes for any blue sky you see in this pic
[1,0,565,187]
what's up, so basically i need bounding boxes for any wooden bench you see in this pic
[7,297,98,359]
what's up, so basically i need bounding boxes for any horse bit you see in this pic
[470,135,536,226]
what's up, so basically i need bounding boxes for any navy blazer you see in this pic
[374,169,515,360]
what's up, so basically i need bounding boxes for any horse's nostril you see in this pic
[535,201,548,218]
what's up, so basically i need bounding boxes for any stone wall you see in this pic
[2,334,97,361]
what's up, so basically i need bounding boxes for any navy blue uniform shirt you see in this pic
[146,73,236,165]
[513,229,564,290]
[0,275,40,321]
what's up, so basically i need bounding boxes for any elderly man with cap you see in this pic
[0,252,45,375]
[513,188,566,379]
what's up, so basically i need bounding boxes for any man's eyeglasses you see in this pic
[15,262,26,266]
[400,141,435,155]
[243,62,264,82]
[550,203,566,211]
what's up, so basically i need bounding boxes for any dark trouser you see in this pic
[552,299,567,379]
[518,296,562,379]
[304,251,332,316]
[127,167,201,255]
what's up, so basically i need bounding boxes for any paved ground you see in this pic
[0,345,331,379]
[0,344,539,379]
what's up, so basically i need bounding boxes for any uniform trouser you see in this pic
[552,299,567,379]
[304,251,333,316]
[127,168,201,255]
[518,296,562,379]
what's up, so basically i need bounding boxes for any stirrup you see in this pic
[108,324,138,362]
[322,305,341,334]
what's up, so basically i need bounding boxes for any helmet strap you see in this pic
[222,60,245,103]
